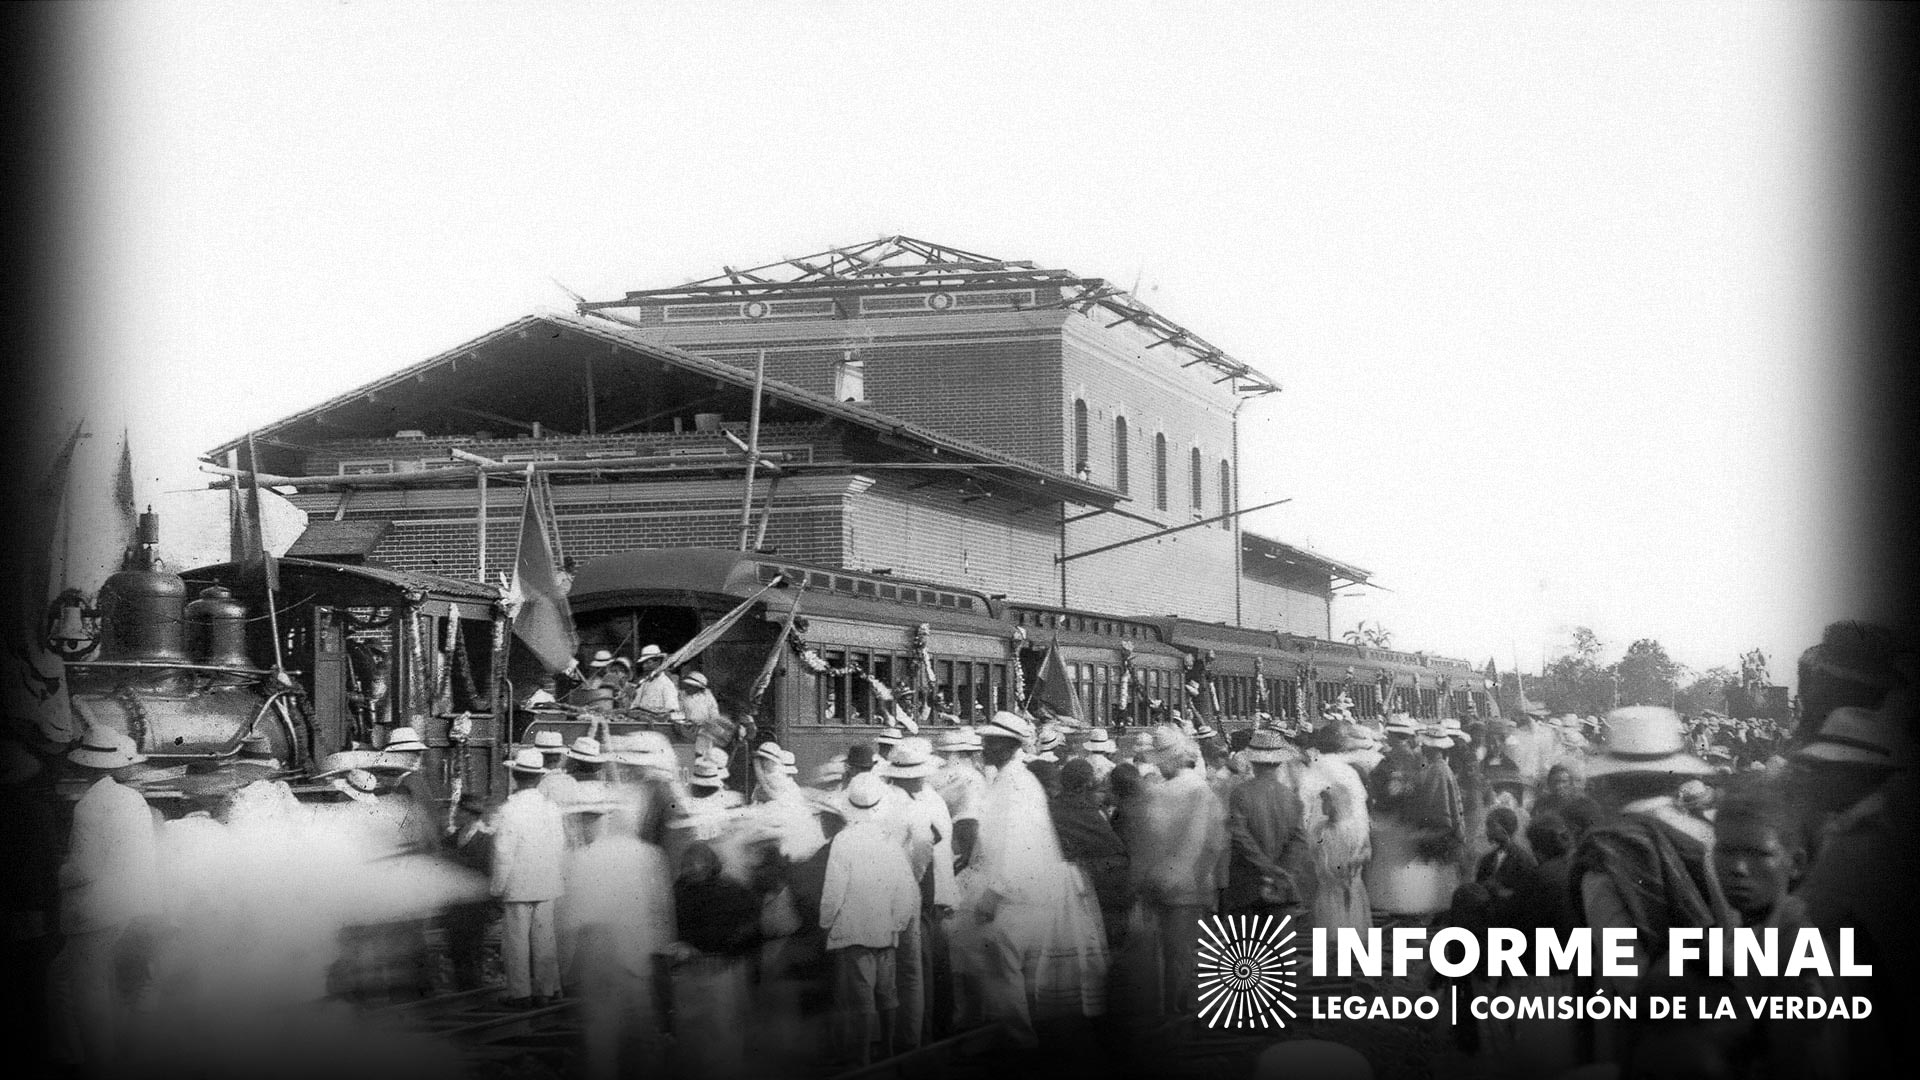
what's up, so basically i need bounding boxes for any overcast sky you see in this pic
[52,1,1860,679]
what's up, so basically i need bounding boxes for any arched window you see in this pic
[1114,417,1129,494]
[1190,447,1203,511]
[1153,433,1169,511]
[1219,460,1233,529]
[1072,399,1089,474]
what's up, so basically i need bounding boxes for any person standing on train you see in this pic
[677,671,739,760]
[629,644,678,718]
[492,748,568,1009]
[48,727,159,1071]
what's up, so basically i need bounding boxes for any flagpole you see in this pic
[737,349,766,552]
[245,434,286,675]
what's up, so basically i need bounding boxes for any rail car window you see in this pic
[1353,683,1379,717]
[821,650,850,722]
[1419,688,1440,719]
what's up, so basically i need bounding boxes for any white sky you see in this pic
[54,1,1861,679]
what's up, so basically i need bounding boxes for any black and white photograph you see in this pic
[5,3,1917,1079]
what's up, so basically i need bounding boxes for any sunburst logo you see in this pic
[1196,914,1300,1029]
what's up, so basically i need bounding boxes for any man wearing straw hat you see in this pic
[1224,729,1310,919]
[48,727,158,1068]
[821,772,920,1066]
[931,727,985,870]
[1130,724,1227,1017]
[1569,704,1727,1053]
[1077,727,1118,786]
[492,747,567,1008]
[878,736,955,1048]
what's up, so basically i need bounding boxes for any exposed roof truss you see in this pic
[578,235,1281,397]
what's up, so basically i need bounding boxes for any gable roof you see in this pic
[204,311,1119,506]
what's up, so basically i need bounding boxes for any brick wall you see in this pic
[842,474,1062,604]
[292,476,857,579]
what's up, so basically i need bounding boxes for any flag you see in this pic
[748,592,803,709]
[505,470,578,674]
[1032,640,1086,721]
[663,573,788,671]
[23,420,85,622]
[234,434,280,592]
[113,429,137,552]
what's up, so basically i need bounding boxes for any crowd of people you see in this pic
[6,619,1917,1079]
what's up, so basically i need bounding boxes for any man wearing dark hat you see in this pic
[1788,702,1917,1075]
[1224,729,1310,919]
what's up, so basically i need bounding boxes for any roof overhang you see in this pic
[1242,530,1372,588]
[204,313,1120,509]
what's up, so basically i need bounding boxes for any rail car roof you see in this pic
[184,557,499,606]
[569,548,999,621]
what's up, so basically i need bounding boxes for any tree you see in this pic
[1342,621,1393,648]
[1614,638,1682,707]
[1675,665,1737,716]
[1570,627,1605,664]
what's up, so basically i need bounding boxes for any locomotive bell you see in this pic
[186,585,252,668]
[97,568,189,663]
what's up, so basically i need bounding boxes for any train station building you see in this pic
[209,236,1370,638]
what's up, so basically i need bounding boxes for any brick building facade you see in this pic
[212,237,1368,636]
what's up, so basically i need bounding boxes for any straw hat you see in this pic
[610,730,676,769]
[1191,722,1218,742]
[689,757,729,788]
[883,737,938,779]
[935,727,983,753]
[1416,725,1454,749]
[1586,706,1712,777]
[1793,705,1911,768]
[1383,714,1419,737]
[328,768,379,802]
[876,726,907,748]
[68,727,146,770]
[568,735,606,764]
[680,671,709,690]
[382,726,428,753]
[843,772,886,818]
[1243,728,1296,765]
[506,747,548,774]
[981,711,1035,743]
[1129,731,1157,754]
[812,756,847,788]
[1441,717,1471,744]
[1147,725,1197,766]
[1081,728,1118,754]
[637,644,665,662]
[532,730,567,755]
[588,649,614,669]
[755,742,799,775]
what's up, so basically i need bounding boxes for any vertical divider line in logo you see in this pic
[1451,984,1458,1026]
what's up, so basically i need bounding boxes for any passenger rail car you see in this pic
[553,549,1494,776]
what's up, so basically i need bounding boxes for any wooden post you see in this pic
[737,350,766,551]
[476,468,488,579]
[584,354,598,435]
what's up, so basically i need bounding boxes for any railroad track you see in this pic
[370,986,583,1072]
